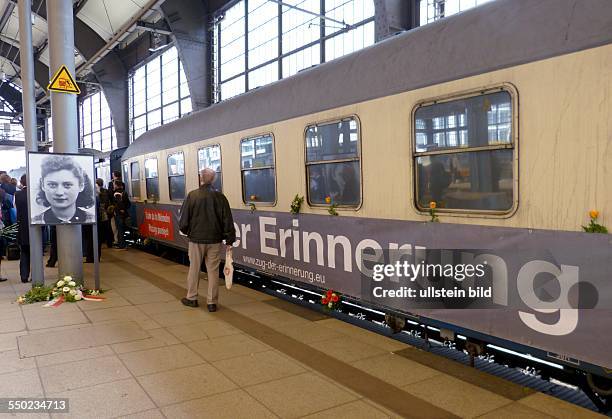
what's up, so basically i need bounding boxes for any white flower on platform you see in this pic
[68,281,76,287]
[62,287,70,293]
[64,276,73,282]
[57,280,65,287]
[74,294,82,301]
[328,302,333,309]
[69,289,77,296]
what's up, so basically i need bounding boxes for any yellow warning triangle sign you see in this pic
[48,65,81,94]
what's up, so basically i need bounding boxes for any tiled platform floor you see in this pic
[0,248,607,419]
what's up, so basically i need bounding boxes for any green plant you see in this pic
[249,202,257,213]
[428,201,439,222]
[583,210,608,233]
[325,196,339,216]
[17,286,53,305]
[290,194,304,214]
[328,203,339,216]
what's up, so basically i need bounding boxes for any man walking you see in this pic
[179,168,235,312]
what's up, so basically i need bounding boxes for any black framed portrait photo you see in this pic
[28,152,96,225]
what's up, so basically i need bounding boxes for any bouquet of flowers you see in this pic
[51,276,83,303]
[16,286,53,305]
[321,289,341,311]
[16,276,105,307]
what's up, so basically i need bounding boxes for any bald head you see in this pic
[199,168,216,186]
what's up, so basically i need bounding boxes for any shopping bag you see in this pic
[224,246,234,290]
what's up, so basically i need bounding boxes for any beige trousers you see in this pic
[186,241,222,304]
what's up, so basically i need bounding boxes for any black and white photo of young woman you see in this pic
[29,154,96,225]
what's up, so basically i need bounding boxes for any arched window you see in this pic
[128,46,192,142]
[79,90,116,152]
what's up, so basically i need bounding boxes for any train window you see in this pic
[130,161,141,198]
[305,117,361,207]
[144,158,159,200]
[168,152,186,200]
[198,145,222,191]
[240,134,276,204]
[122,163,130,196]
[413,88,515,213]
[95,161,110,184]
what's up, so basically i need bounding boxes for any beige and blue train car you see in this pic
[121,0,612,400]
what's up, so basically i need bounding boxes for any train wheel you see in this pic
[587,373,612,396]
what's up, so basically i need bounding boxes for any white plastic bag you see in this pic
[224,246,234,289]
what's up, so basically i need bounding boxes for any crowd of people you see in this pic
[2,164,236,314]
[0,169,131,282]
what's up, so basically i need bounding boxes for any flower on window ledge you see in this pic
[583,210,607,233]
[290,194,304,215]
[325,196,338,216]
[429,201,439,222]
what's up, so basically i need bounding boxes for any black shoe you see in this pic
[0,277,7,282]
[207,304,217,312]
[181,298,199,308]
[21,279,30,283]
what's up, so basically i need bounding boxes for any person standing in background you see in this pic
[46,226,57,268]
[108,171,121,243]
[108,171,121,195]
[0,173,16,196]
[14,175,30,282]
[96,178,113,251]
[0,191,7,282]
[112,181,130,250]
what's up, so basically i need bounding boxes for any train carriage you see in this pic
[120,0,612,410]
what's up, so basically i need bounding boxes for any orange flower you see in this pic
[590,210,599,219]
[250,195,257,201]
[429,201,436,210]
[325,196,331,204]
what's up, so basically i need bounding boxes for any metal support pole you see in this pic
[47,0,83,282]
[18,0,44,286]
[92,222,100,290]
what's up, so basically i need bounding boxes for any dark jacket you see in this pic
[179,185,236,245]
[14,188,28,245]
[113,191,131,219]
[1,182,16,196]
[98,187,111,222]
[1,195,13,227]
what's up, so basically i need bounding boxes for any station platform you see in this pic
[0,248,607,419]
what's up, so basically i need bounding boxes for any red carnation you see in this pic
[331,294,339,303]
[321,298,329,305]
[326,290,333,298]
